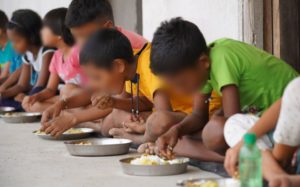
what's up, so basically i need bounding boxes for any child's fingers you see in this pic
[40,122,50,131]
[50,127,60,137]
[137,143,148,153]
[41,111,50,123]
[54,129,64,138]
[44,124,55,134]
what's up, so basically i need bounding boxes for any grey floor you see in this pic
[0,121,221,187]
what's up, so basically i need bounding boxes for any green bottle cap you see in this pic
[244,133,256,145]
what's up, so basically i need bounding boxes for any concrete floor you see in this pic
[0,121,220,187]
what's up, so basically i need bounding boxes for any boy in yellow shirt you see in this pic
[80,29,223,161]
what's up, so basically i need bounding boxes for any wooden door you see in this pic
[264,0,300,72]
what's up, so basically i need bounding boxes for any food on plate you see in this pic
[34,128,83,135]
[74,141,92,145]
[130,154,186,165]
[187,181,218,187]
[4,113,15,117]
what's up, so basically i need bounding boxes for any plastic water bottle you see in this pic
[239,133,262,187]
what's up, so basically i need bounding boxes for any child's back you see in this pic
[203,38,299,113]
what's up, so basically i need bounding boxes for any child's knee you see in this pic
[100,111,115,137]
[146,111,172,139]
[60,84,79,98]
[202,116,227,153]
[224,114,259,147]
[100,109,126,136]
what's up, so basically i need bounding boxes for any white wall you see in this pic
[110,0,138,33]
[142,0,241,43]
[0,0,72,18]
[0,0,138,33]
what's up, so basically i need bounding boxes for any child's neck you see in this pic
[0,34,8,48]
[56,41,72,59]
[28,45,41,58]
[125,57,138,81]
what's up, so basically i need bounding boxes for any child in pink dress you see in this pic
[22,8,84,112]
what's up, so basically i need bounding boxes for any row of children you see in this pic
[0,0,299,186]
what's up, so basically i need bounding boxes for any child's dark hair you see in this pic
[65,0,114,28]
[150,17,208,75]
[0,10,8,31]
[7,9,42,47]
[80,28,134,69]
[44,8,75,46]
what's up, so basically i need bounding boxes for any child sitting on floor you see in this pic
[69,29,222,162]
[145,17,298,159]
[22,8,85,112]
[225,77,300,187]
[40,0,148,136]
[0,10,22,81]
[0,9,54,110]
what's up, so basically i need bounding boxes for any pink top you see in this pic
[116,26,147,49]
[49,46,87,85]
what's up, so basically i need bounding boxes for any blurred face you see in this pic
[71,20,113,48]
[158,56,210,95]
[41,26,60,47]
[81,60,126,94]
[7,29,28,54]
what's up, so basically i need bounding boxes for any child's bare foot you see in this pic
[108,128,144,144]
[137,142,156,155]
[123,121,146,134]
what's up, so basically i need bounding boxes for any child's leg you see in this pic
[202,113,228,154]
[108,111,183,144]
[101,109,150,137]
[26,96,59,112]
[224,113,273,150]
[60,83,83,98]
[143,111,186,142]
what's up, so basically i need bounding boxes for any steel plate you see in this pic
[120,156,189,176]
[33,128,94,140]
[0,106,16,115]
[64,138,132,156]
[1,112,41,123]
[176,178,240,187]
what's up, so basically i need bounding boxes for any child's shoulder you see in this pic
[209,38,244,51]
[41,47,56,55]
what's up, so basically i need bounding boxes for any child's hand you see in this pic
[137,142,156,155]
[14,93,26,102]
[269,175,292,187]
[0,86,6,93]
[123,116,146,134]
[22,96,31,111]
[91,93,115,109]
[155,126,180,159]
[40,112,77,138]
[224,143,242,177]
[22,95,39,111]
[41,100,65,124]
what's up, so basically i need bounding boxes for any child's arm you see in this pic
[91,90,153,112]
[41,107,112,137]
[225,99,281,176]
[155,92,210,158]
[0,62,10,79]
[22,73,60,107]
[0,67,21,91]
[0,64,31,98]
[34,53,52,88]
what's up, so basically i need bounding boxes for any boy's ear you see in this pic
[199,54,210,69]
[104,20,114,28]
[113,59,126,73]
